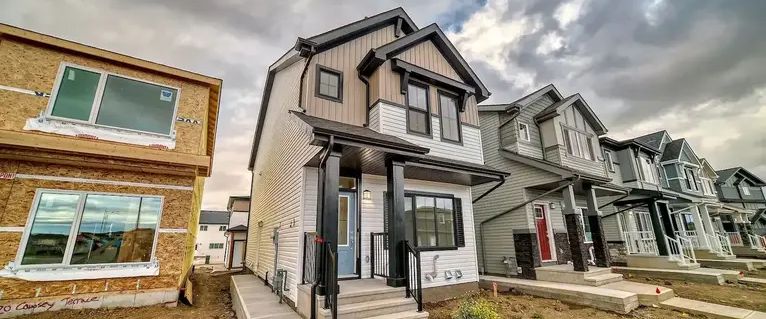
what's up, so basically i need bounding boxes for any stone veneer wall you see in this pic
[513,231,540,279]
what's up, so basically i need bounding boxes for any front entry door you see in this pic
[338,192,357,277]
[231,240,245,268]
[534,204,552,261]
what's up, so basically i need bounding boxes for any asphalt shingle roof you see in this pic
[200,210,230,225]
[660,138,685,162]
[634,130,668,150]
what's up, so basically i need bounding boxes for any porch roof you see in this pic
[499,149,610,184]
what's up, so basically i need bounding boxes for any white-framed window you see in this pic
[604,151,615,172]
[46,63,180,137]
[518,122,530,142]
[16,190,162,268]
[208,243,224,249]
[574,208,593,243]
[219,225,227,231]
[563,127,595,160]
[200,225,208,231]
[684,167,699,191]
[638,156,658,184]
[742,186,751,196]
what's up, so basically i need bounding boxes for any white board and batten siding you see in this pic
[371,102,484,164]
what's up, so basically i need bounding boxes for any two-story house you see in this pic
[715,167,766,257]
[0,24,221,316]
[194,210,230,264]
[472,84,626,281]
[244,8,507,318]
[224,195,250,269]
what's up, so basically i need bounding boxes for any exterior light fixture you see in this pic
[549,202,556,209]
[363,189,372,200]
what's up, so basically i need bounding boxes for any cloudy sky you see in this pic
[3,0,764,209]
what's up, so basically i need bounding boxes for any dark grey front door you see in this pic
[337,192,356,277]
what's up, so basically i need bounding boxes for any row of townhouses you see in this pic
[244,8,766,319]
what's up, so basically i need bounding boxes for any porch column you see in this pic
[386,158,406,287]
[699,205,717,239]
[737,215,753,247]
[316,147,341,295]
[584,186,610,267]
[648,201,670,256]
[562,184,588,272]
[690,205,710,249]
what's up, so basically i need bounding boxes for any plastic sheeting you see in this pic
[0,260,160,281]
[24,116,176,149]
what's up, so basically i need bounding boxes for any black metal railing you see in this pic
[324,241,338,319]
[370,232,389,278]
[404,240,423,312]
[302,232,318,285]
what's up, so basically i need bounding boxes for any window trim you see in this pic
[315,64,343,103]
[219,225,227,231]
[684,167,699,191]
[604,151,615,172]
[518,122,531,142]
[742,185,751,196]
[562,125,596,161]
[14,189,164,270]
[45,62,181,138]
[405,80,432,137]
[200,225,208,231]
[437,89,462,144]
[404,191,458,251]
[338,194,351,247]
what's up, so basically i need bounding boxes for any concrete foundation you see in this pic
[613,266,741,285]
[698,259,756,271]
[0,288,178,318]
[625,254,700,270]
[534,264,623,286]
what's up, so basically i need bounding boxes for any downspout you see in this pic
[297,50,316,113]
[598,191,631,209]
[478,175,580,275]
[311,135,334,319]
[360,74,371,127]
[601,202,649,218]
[473,176,506,204]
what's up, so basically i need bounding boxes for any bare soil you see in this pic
[425,290,693,319]
[22,268,237,319]
[627,275,766,312]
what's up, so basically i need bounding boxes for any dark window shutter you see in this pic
[383,191,389,249]
[454,198,465,247]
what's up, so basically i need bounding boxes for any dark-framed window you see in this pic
[403,193,462,250]
[315,65,342,102]
[438,90,461,143]
[405,81,430,136]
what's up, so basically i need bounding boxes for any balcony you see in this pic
[718,186,765,202]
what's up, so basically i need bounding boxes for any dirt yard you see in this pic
[627,275,766,312]
[425,290,692,319]
[22,268,237,319]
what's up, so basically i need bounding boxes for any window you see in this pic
[48,64,179,136]
[563,127,596,160]
[338,196,349,246]
[438,92,461,142]
[604,151,615,172]
[19,191,161,266]
[742,186,751,196]
[574,208,593,243]
[638,157,658,184]
[316,65,342,102]
[403,194,456,249]
[219,225,227,231]
[406,82,430,135]
[208,243,224,249]
[684,167,699,191]
[200,225,208,231]
[633,211,654,232]
[518,122,530,142]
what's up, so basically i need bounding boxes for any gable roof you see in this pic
[357,23,490,102]
[699,158,719,178]
[477,84,564,113]
[534,94,608,135]
[659,139,685,162]
[200,210,230,225]
[500,149,610,183]
[599,136,661,154]
[303,7,417,54]
[716,167,766,186]
[634,130,669,150]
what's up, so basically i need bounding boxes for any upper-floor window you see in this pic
[18,190,161,267]
[200,225,208,231]
[684,167,699,191]
[438,91,461,143]
[48,64,179,136]
[406,81,430,136]
[209,243,224,249]
[563,127,595,160]
[316,65,342,102]
[604,151,615,172]
[637,156,658,184]
[742,185,751,196]
[518,122,531,142]
[219,225,227,231]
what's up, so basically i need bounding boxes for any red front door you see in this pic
[534,204,552,261]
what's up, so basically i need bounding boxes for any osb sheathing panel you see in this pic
[0,232,187,299]
[180,178,204,284]
[0,232,21,266]
[0,178,193,229]
[16,161,195,186]
[0,38,209,155]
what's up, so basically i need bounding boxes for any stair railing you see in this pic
[323,241,338,319]
[370,232,389,278]
[666,235,695,265]
[749,234,764,250]
[677,236,697,264]
[623,231,659,255]
[404,240,423,312]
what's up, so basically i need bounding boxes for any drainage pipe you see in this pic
[598,191,632,209]
[478,176,580,274]
[472,176,506,204]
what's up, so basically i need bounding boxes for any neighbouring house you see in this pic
[0,24,221,316]
[472,84,626,280]
[225,195,250,269]
[244,8,507,318]
[194,210,230,264]
[715,167,766,251]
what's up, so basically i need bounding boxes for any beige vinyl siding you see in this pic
[304,25,397,125]
[372,102,484,164]
[472,112,562,274]
[395,40,461,81]
[248,59,322,303]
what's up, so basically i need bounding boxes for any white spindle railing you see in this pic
[666,235,696,265]
[749,234,764,250]
[760,235,766,251]
[723,232,744,246]
[706,233,734,256]
[623,231,659,255]
[674,230,700,248]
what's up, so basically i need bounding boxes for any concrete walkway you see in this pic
[661,297,766,319]
[231,275,300,319]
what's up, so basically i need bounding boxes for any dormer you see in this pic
[657,138,706,195]
[716,167,766,203]
[599,136,662,190]
[698,159,719,198]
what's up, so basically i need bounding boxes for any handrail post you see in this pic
[404,240,411,298]
[416,249,423,312]
[370,232,375,279]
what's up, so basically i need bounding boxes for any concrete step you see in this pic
[317,285,405,305]
[480,275,639,314]
[660,297,766,319]
[612,266,741,285]
[366,310,430,319]
[740,277,766,288]
[698,258,756,271]
[601,281,674,306]
[317,297,417,319]
[584,273,624,286]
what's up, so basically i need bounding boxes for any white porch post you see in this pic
[700,205,716,239]
[691,205,710,249]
